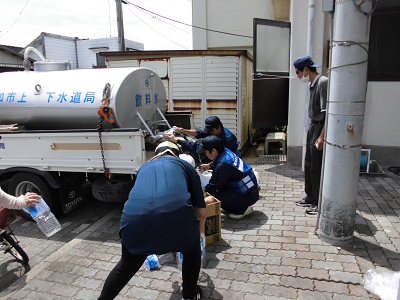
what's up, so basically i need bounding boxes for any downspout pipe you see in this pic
[302,0,315,171]
[23,47,46,70]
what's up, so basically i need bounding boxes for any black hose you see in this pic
[388,166,400,176]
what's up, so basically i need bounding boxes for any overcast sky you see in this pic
[0,0,193,50]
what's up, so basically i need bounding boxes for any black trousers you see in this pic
[98,242,201,300]
[304,122,324,205]
[211,189,259,215]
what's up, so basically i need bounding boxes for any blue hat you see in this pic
[203,116,222,134]
[293,56,321,69]
[196,135,224,154]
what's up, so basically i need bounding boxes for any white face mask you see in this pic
[300,74,310,83]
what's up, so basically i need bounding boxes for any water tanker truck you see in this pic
[0,55,173,215]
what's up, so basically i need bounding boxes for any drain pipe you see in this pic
[314,9,334,235]
[23,47,46,70]
[317,0,374,245]
[302,0,315,172]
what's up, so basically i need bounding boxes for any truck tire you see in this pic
[91,177,134,203]
[9,172,59,219]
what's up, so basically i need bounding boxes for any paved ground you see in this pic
[0,155,399,299]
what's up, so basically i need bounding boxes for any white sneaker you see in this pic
[228,206,253,219]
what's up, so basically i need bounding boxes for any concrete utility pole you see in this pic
[318,0,374,245]
[116,0,126,51]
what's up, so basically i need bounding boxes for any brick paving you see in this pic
[0,160,399,299]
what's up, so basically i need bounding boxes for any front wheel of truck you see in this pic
[9,172,59,220]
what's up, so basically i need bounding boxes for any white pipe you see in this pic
[24,47,46,61]
[314,10,335,234]
[302,0,315,172]
[23,47,46,70]
[306,0,316,56]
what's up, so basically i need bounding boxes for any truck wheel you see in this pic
[9,173,59,219]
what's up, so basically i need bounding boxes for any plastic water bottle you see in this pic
[200,232,206,272]
[158,252,174,265]
[25,197,61,237]
[176,251,183,276]
[144,254,160,270]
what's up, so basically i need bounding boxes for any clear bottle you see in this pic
[158,252,174,265]
[200,232,206,276]
[25,197,62,237]
[176,251,183,277]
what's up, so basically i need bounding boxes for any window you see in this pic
[368,8,400,81]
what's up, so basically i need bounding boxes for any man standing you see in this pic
[293,56,328,215]
[98,141,206,300]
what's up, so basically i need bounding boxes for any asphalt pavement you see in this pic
[0,152,399,299]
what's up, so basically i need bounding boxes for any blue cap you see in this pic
[203,116,222,134]
[293,56,321,69]
[196,135,223,154]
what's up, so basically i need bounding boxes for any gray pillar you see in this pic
[116,0,126,51]
[318,0,373,245]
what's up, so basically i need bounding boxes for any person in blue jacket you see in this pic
[98,141,206,300]
[198,135,259,220]
[174,116,241,158]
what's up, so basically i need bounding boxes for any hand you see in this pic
[315,137,324,150]
[198,163,211,172]
[23,192,41,207]
[165,133,177,143]
[175,127,184,134]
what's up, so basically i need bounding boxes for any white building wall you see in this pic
[287,0,327,149]
[43,36,77,68]
[364,82,400,146]
[77,38,144,69]
[192,0,274,53]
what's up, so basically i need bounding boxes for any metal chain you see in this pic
[96,83,112,178]
[97,117,110,178]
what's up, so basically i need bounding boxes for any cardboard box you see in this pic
[205,199,222,245]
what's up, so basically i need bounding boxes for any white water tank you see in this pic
[0,67,167,130]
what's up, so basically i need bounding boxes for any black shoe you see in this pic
[182,285,202,300]
[306,205,318,215]
[295,196,313,207]
[295,200,312,207]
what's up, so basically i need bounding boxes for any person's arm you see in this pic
[175,127,199,138]
[195,207,207,234]
[0,188,40,210]
[315,127,324,150]
[166,133,203,154]
[184,161,207,233]
[316,78,328,151]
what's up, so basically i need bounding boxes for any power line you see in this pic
[124,5,189,50]
[125,1,253,39]
[1,0,31,36]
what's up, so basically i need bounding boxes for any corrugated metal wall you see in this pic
[170,56,203,128]
[106,54,252,149]
[170,56,239,135]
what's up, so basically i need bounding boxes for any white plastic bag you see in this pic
[363,269,400,300]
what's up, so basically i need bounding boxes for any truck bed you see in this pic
[0,128,147,175]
